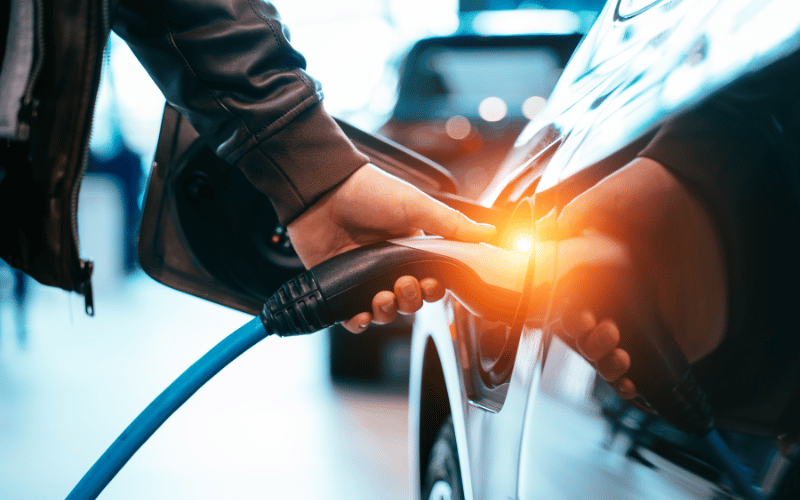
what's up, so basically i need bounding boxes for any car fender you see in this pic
[410,295,552,500]
[409,299,476,500]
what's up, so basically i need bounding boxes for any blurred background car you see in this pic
[379,31,582,199]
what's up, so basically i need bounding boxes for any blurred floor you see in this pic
[0,270,409,499]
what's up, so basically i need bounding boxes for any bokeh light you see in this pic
[445,115,472,140]
[478,96,508,122]
[522,95,547,120]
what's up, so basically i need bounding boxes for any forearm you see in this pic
[113,0,368,223]
[638,94,800,409]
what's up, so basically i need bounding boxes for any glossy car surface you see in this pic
[408,1,800,499]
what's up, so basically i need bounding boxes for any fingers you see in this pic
[341,312,372,334]
[596,348,630,382]
[409,196,496,242]
[577,319,620,362]
[420,278,446,302]
[371,291,397,325]
[393,276,445,310]
[561,310,619,362]
[343,277,447,332]
[394,276,423,314]
[560,308,636,396]
[561,309,597,340]
[613,378,637,400]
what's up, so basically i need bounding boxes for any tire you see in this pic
[422,416,465,500]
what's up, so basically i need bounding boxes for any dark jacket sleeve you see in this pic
[112,0,370,223]
[637,63,800,411]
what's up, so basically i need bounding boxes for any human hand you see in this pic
[533,231,637,399]
[287,163,496,333]
[540,157,727,400]
[560,309,636,399]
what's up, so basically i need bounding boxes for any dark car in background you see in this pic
[380,32,582,199]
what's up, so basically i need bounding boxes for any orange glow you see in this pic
[501,226,537,255]
[513,234,534,253]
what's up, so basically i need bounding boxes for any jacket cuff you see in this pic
[234,102,370,224]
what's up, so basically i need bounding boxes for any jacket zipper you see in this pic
[70,0,111,316]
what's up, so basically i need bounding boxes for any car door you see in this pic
[513,0,800,498]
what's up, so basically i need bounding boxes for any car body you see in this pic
[408,1,800,499]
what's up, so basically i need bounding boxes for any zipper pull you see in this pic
[78,260,95,316]
[19,97,39,147]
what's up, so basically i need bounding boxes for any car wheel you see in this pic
[423,416,464,500]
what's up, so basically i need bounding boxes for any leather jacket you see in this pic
[114,0,368,224]
[0,0,368,310]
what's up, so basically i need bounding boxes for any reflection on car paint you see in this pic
[409,2,800,500]
[520,0,800,192]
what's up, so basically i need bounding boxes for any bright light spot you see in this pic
[513,234,534,254]
[478,97,507,123]
[503,227,536,254]
[445,115,471,140]
[522,96,547,120]
[471,9,582,36]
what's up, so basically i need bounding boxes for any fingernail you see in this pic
[381,303,394,313]
[579,311,596,330]
[359,324,368,330]
[400,282,417,300]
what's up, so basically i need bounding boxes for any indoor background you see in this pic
[0,1,604,498]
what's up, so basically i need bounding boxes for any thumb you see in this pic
[556,185,617,239]
[408,195,496,242]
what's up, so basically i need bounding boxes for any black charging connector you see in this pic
[260,238,527,337]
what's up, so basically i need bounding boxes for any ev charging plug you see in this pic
[260,236,534,336]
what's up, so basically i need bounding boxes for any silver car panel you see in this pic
[411,0,800,499]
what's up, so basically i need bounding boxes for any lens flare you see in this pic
[513,235,534,253]
[501,226,536,255]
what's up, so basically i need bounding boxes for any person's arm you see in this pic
[113,0,495,332]
[547,75,796,400]
[545,157,728,399]
[112,0,368,223]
